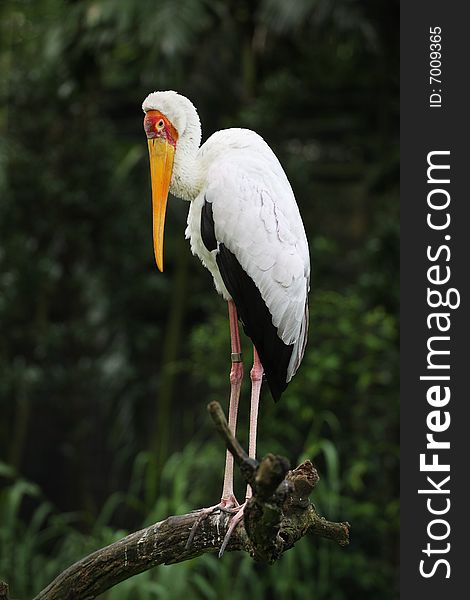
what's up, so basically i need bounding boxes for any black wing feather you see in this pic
[200,197,218,251]
[200,197,293,401]
[216,243,293,402]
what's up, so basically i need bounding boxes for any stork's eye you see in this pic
[156,119,164,130]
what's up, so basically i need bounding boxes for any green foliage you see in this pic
[0,0,398,597]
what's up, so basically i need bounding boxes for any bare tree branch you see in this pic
[33,402,350,600]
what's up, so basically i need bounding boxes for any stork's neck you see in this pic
[170,119,203,202]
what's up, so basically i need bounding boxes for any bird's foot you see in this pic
[186,494,239,550]
[218,501,246,558]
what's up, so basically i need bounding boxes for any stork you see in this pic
[142,90,310,555]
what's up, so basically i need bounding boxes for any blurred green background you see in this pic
[0,0,399,598]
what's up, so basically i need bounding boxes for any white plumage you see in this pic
[143,90,310,388]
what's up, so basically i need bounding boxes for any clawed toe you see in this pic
[218,502,246,558]
[185,495,240,550]
[186,504,221,550]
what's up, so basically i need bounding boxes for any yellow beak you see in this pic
[147,137,175,271]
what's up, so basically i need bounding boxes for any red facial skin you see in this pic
[144,110,178,148]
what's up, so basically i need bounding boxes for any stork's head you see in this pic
[142,90,200,271]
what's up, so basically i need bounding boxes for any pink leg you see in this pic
[221,300,244,502]
[186,300,243,549]
[246,346,263,500]
[218,345,264,557]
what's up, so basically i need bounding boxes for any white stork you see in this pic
[142,90,310,555]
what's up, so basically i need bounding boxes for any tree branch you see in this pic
[0,582,10,600]
[33,402,349,599]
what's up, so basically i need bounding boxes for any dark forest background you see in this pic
[0,0,399,598]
